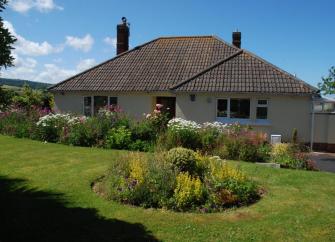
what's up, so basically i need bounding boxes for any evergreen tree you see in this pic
[0,0,17,70]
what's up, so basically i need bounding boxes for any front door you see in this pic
[156,97,176,119]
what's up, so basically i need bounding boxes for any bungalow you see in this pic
[50,17,321,146]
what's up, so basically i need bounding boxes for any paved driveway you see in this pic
[309,152,335,173]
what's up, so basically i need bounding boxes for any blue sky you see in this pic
[1,0,334,86]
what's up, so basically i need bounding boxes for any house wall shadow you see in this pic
[0,176,160,242]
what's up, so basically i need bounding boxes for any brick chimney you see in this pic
[116,17,129,55]
[232,31,241,48]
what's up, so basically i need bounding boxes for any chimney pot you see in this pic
[232,31,241,48]
[117,17,130,55]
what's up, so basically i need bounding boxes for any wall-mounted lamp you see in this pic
[190,94,196,102]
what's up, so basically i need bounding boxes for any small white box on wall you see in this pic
[271,134,282,144]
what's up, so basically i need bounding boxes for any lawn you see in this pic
[0,135,335,242]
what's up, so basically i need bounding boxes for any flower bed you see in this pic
[0,104,317,170]
[94,148,261,212]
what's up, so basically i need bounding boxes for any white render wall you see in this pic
[176,93,312,142]
[54,92,315,143]
[54,92,156,119]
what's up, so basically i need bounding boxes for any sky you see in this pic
[1,0,334,87]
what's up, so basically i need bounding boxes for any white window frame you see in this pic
[83,96,93,116]
[256,99,269,120]
[216,98,251,124]
[83,96,118,116]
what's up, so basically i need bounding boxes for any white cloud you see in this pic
[103,36,117,49]
[76,58,96,72]
[4,20,63,56]
[34,64,76,83]
[9,0,63,13]
[2,57,97,84]
[2,55,38,80]
[65,34,94,52]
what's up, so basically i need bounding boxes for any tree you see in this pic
[318,66,335,95]
[0,0,17,70]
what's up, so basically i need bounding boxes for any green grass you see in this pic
[0,135,335,242]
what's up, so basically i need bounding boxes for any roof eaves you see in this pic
[170,50,243,90]
[48,37,162,92]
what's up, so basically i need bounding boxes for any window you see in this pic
[109,97,118,106]
[217,99,228,117]
[230,99,250,119]
[94,96,108,115]
[83,96,92,116]
[256,100,268,119]
[217,98,250,119]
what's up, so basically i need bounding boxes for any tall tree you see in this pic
[318,66,335,95]
[0,0,17,70]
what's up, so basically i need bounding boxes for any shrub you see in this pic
[159,118,202,150]
[103,152,176,208]
[210,178,259,207]
[130,120,157,141]
[66,116,108,147]
[271,143,293,157]
[99,152,260,212]
[105,126,132,150]
[173,172,205,210]
[166,147,197,175]
[0,111,35,138]
[208,157,246,182]
[36,113,82,142]
[128,140,153,152]
[292,128,298,144]
[256,144,271,162]
[199,127,220,153]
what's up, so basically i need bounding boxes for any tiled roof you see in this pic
[49,36,317,94]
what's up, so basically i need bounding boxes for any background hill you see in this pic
[0,78,52,90]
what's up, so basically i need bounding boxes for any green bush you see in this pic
[103,153,176,208]
[130,120,157,141]
[158,128,202,150]
[105,126,132,150]
[166,147,198,175]
[66,117,110,147]
[128,139,153,152]
[0,112,35,138]
[199,128,220,153]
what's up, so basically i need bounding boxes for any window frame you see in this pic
[108,96,118,106]
[83,95,118,116]
[83,96,93,116]
[216,98,251,124]
[256,99,269,120]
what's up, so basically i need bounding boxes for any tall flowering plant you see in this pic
[145,104,170,133]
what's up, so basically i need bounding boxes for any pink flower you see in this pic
[155,104,163,109]
[146,114,152,119]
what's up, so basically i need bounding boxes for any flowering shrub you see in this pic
[271,144,317,170]
[36,113,85,142]
[173,172,204,209]
[98,149,260,212]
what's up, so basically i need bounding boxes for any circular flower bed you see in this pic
[94,147,262,213]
